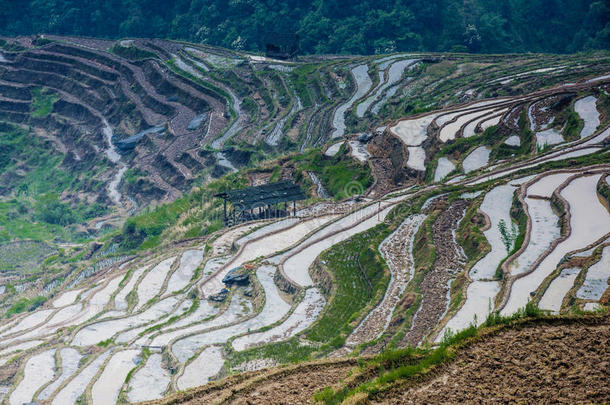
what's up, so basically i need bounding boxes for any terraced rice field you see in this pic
[0,42,608,403]
[2,159,609,403]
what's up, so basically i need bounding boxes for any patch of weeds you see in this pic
[31,88,57,118]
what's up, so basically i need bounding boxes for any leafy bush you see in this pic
[293,148,373,200]
[35,193,76,226]
[31,88,57,118]
[5,295,46,317]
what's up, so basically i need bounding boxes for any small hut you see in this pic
[265,32,299,59]
[214,181,306,225]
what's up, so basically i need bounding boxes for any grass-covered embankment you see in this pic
[313,305,606,404]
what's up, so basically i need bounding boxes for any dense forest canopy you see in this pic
[0,0,608,54]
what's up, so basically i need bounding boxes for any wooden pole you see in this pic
[223,199,227,224]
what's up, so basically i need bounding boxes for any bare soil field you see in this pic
[154,315,609,405]
[377,316,610,404]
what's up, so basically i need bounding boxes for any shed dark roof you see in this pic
[215,181,306,210]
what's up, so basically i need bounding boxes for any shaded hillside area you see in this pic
[0,0,608,54]
[153,314,609,404]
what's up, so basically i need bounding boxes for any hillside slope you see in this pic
[148,315,610,404]
[0,36,609,405]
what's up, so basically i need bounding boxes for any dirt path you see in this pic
[377,316,610,404]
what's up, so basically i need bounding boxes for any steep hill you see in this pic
[0,36,608,405]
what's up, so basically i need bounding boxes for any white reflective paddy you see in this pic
[526,172,572,197]
[52,289,83,308]
[172,265,290,362]
[437,280,500,340]
[462,146,490,173]
[390,113,436,146]
[283,202,396,287]
[331,65,373,138]
[201,215,337,297]
[9,349,56,405]
[434,157,455,182]
[503,174,610,315]
[536,128,564,148]
[150,293,251,348]
[574,96,599,138]
[73,296,180,346]
[508,198,560,276]
[407,146,426,171]
[440,109,497,142]
[324,141,343,157]
[134,257,175,310]
[115,266,147,311]
[539,267,580,313]
[38,348,81,401]
[51,350,110,405]
[470,184,517,280]
[177,346,224,391]
[91,349,139,405]
[576,245,610,300]
[128,353,170,402]
[165,250,203,293]
[232,287,326,351]
[504,135,521,146]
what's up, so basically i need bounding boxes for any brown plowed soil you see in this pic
[150,360,358,405]
[377,316,610,404]
[229,363,354,405]
[401,199,468,347]
[146,316,609,405]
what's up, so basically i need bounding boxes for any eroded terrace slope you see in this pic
[0,37,609,404]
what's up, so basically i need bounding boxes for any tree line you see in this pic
[0,0,608,54]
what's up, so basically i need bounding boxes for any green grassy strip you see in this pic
[225,338,318,369]
[109,44,156,60]
[4,295,46,318]
[30,88,57,118]
[314,303,546,404]
[292,147,373,200]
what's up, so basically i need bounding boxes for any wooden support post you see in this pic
[223,199,227,224]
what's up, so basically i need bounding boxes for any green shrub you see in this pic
[35,193,77,226]
[31,88,57,118]
[5,295,46,317]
